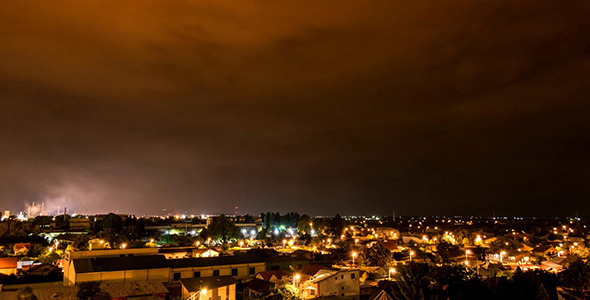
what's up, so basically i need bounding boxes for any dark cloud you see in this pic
[0,0,589,216]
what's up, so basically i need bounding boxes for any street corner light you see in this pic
[293,273,301,286]
[121,243,127,249]
[201,288,207,296]
[464,260,469,266]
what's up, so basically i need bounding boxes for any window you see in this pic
[194,271,201,278]
[351,273,356,279]
[341,286,344,290]
[249,267,255,275]
[232,268,238,276]
[173,273,181,281]
[270,266,280,271]
[213,270,220,276]
[341,275,344,279]
[119,254,125,257]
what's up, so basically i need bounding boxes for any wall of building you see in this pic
[316,270,360,300]
[67,262,265,286]
[68,268,171,286]
[182,284,236,300]
[171,263,266,281]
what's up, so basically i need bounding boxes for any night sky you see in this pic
[1,1,589,216]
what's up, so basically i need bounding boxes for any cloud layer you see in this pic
[1,0,589,216]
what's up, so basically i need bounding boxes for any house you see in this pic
[13,243,31,256]
[243,278,275,298]
[300,269,360,300]
[159,247,193,259]
[180,276,236,300]
[21,263,61,276]
[88,238,109,250]
[541,255,580,272]
[380,241,398,252]
[0,257,17,275]
[532,245,558,257]
[159,247,220,259]
[401,236,422,244]
[300,265,329,277]
[374,228,399,239]
[192,248,220,258]
[255,270,291,284]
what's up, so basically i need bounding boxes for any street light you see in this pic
[388,268,395,280]
[283,239,287,248]
[293,274,300,287]
[465,250,471,260]
[410,251,415,262]
[500,251,506,263]
[352,251,357,267]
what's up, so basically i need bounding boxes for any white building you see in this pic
[300,269,360,300]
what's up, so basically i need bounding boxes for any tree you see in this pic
[274,284,301,300]
[436,240,459,263]
[559,260,590,299]
[199,228,210,240]
[297,215,312,233]
[15,286,37,300]
[208,215,241,243]
[327,214,344,237]
[391,263,432,300]
[101,213,124,232]
[73,235,91,250]
[362,242,393,267]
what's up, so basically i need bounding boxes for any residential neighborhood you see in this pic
[0,212,588,299]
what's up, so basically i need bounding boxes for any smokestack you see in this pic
[64,207,67,216]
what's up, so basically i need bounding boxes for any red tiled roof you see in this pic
[300,264,328,276]
[381,241,398,251]
[14,243,31,251]
[256,270,291,281]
